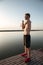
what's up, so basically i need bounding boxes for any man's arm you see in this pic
[21,20,28,30]
[22,23,25,29]
[22,22,28,30]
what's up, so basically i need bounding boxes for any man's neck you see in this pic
[25,19,30,21]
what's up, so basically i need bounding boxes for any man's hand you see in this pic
[24,22,27,25]
[22,20,25,29]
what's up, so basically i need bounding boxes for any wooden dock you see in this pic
[0,49,43,65]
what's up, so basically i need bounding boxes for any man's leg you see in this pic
[24,35,31,62]
[24,46,27,54]
[21,45,27,56]
[24,48,31,63]
[26,48,31,58]
[21,35,27,56]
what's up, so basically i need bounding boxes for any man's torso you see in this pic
[24,20,31,35]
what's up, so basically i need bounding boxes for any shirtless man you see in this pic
[21,13,31,63]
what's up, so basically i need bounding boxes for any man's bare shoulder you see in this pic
[28,20,31,24]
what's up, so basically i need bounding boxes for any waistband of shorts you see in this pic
[24,35,30,36]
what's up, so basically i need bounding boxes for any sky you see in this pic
[0,0,43,30]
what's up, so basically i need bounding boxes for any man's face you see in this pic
[25,15,29,20]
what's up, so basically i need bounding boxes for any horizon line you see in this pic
[0,29,43,32]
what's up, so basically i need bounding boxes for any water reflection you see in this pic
[0,31,43,60]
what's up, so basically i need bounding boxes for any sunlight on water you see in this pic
[0,32,23,48]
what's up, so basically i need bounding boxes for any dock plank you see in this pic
[0,49,43,65]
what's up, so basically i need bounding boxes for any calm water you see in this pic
[0,31,43,60]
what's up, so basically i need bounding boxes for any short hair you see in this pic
[25,13,30,18]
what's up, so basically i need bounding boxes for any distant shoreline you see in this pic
[0,30,43,32]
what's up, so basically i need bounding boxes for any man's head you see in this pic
[25,13,30,20]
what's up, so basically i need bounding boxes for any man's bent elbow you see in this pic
[22,25,25,29]
[22,27,25,29]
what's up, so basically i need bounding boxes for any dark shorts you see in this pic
[24,35,31,48]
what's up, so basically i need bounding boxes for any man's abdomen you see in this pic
[24,30,30,35]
